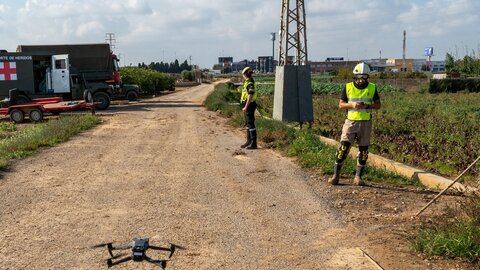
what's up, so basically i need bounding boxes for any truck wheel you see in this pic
[126,91,138,101]
[84,90,93,103]
[93,92,110,110]
[29,108,44,122]
[9,109,25,123]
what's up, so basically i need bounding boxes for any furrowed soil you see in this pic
[0,82,473,269]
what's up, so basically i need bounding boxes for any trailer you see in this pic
[0,89,94,123]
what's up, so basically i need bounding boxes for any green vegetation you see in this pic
[137,59,191,74]
[0,115,100,169]
[413,222,480,261]
[414,193,480,262]
[0,122,16,133]
[313,91,480,177]
[445,52,480,76]
[121,67,176,94]
[252,75,478,178]
[181,70,196,82]
[254,79,403,96]
[429,78,480,93]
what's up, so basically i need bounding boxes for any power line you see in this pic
[105,33,117,49]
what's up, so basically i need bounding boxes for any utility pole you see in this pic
[105,33,117,50]
[402,30,406,71]
[118,53,126,67]
[273,0,313,124]
[270,32,276,72]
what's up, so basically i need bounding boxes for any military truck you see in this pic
[0,43,140,110]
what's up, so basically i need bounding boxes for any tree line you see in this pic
[445,53,480,76]
[137,59,192,74]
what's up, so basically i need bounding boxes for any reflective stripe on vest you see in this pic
[240,80,257,103]
[346,82,376,121]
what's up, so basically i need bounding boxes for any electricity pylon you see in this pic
[278,0,308,66]
[273,0,313,124]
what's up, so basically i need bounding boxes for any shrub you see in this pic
[120,67,175,94]
[429,79,480,93]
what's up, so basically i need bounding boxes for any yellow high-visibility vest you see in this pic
[346,82,376,121]
[240,80,257,103]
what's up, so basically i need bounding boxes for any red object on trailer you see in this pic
[0,97,95,123]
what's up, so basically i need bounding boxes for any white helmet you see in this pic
[353,62,370,75]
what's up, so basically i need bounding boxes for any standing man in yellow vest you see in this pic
[328,62,381,185]
[240,66,258,149]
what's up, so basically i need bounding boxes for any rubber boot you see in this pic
[328,163,342,185]
[353,165,365,186]
[245,129,257,149]
[240,129,251,148]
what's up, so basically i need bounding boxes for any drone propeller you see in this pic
[148,243,186,258]
[92,242,131,258]
[145,255,169,269]
[108,244,132,250]
[168,243,186,258]
[92,242,113,249]
[170,243,186,250]
[92,242,116,257]
[107,255,132,268]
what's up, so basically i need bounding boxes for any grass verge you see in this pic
[413,192,480,263]
[0,114,100,169]
[413,222,480,261]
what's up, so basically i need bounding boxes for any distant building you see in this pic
[257,56,275,73]
[232,59,257,73]
[218,57,233,68]
[214,55,445,74]
[310,58,357,74]
[384,59,413,72]
[413,59,445,72]
[365,58,391,72]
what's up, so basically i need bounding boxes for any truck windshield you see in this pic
[112,56,120,71]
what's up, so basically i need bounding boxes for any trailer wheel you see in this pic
[126,91,138,101]
[29,108,43,123]
[93,92,110,110]
[9,109,25,123]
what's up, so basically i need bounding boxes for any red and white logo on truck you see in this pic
[0,61,17,81]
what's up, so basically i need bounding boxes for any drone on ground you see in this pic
[93,237,185,269]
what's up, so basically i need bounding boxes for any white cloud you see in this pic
[0,0,479,67]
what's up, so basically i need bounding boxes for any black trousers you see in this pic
[243,101,257,129]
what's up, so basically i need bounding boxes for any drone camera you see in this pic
[132,238,149,261]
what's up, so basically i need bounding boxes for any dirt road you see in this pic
[0,83,471,269]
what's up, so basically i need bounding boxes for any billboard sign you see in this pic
[424,47,433,56]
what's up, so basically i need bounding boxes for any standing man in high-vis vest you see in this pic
[240,66,258,149]
[328,62,381,186]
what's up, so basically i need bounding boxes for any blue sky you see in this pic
[1,0,479,68]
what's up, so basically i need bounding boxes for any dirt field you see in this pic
[0,82,473,269]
